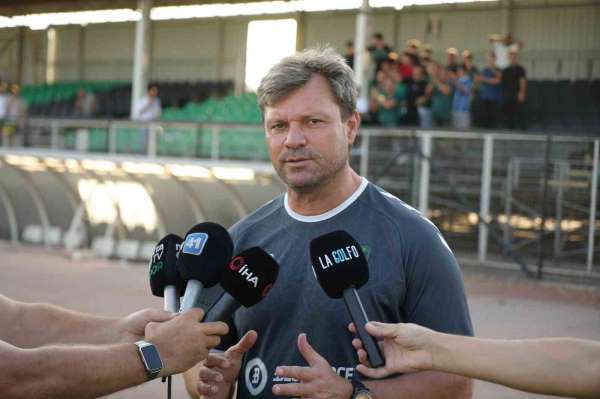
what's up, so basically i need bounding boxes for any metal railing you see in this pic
[1,117,599,277]
[352,129,599,277]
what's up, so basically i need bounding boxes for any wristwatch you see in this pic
[350,378,374,399]
[135,340,163,380]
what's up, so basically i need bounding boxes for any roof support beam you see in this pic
[130,0,152,118]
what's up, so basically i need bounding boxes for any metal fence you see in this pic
[352,129,599,278]
[1,118,599,278]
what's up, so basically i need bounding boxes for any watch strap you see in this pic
[135,340,163,380]
[350,377,373,399]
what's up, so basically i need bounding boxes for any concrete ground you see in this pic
[1,244,599,399]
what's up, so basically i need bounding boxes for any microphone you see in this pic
[309,230,385,368]
[203,247,279,322]
[177,222,234,312]
[148,234,186,313]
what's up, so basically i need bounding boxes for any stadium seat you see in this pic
[139,241,157,262]
[22,225,43,244]
[44,226,62,246]
[115,240,140,261]
[63,229,87,250]
[92,236,115,258]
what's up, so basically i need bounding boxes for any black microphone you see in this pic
[149,234,186,313]
[203,247,279,322]
[148,234,186,397]
[309,230,385,368]
[177,222,234,312]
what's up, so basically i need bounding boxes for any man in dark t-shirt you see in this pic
[501,46,527,129]
[404,65,429,125]
[367,33,393,77]
[184,47,473,399]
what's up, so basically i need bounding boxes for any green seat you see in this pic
[115,127,146,154]
[157,127,199,157]
[89,128,109,152]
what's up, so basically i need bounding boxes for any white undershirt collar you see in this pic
[284,178,368,223]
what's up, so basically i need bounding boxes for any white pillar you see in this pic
[500,0,512,36]
[354,0,370,109]
[479,135,494,262]
[587,139,599,272]
[418,133,432,215]
[130,0,152,118]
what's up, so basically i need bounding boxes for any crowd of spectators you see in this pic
[345,33,527,130]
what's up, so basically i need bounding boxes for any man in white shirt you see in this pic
[133,85,162,122]
[131,85,162,153]
[0,81,9,120]
[488,33,522,70]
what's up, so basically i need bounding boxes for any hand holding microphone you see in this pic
[178,222,233,312]
[143,231,231,386]
[310,230,385,368]
[144,308,229,377]
[349,322,434,378]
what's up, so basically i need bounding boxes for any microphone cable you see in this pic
[162,375,172,399]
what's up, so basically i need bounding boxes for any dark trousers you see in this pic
[502,100,526,130]
[479,100,500,128]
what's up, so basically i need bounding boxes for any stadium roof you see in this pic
[0,0,268,17]
[1,0,500,17]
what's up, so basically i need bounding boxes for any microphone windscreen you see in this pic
[149,234,185,296]
[221,247,279,307]
[309,230,369,298]
[176,222,233,287]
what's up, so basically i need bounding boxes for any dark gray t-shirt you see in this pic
[212,179,472,398]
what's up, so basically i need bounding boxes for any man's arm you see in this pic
[482,69,501,85]
[518,76,527,103]
[437,334,599,398]
[0,308,229,399]
[354,323,600,399]
[0,294,171,347]
[0,339,147,399]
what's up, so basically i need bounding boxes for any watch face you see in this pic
[355,392,373,399]
[140,344,163,372]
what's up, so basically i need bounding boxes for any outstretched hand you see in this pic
[272,333,353,399]
[349,322,435,378]
[194,330,258,399]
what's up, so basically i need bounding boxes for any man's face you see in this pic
[413,66,424,81]
[509,52,518,64]
[264,75,359,192]
[439,68,449,82]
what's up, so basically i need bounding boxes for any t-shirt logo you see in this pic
[361,244,371,260]
[245,357,267,396]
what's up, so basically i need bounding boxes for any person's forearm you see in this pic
[439,84,451,95]
[3,342,147,399]
[365,371,472,399]
[433,334,600,398]
[519,78,526,98]
[9,302,123,347]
